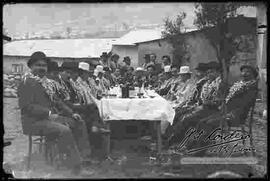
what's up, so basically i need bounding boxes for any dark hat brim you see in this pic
[205,62,221,71]
[27,57,50,68]
[195,63,208,71]
[123,59,131,62]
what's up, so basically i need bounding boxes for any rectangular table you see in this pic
[98,94,175,154]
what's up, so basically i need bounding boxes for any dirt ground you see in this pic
[3,97,267,178]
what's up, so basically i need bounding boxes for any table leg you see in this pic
[156,121,162,154]
[105,122,111,156]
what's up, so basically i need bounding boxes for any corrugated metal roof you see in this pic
[112,29,163,45]
[3,38,118,58]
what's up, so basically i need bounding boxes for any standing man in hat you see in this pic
[162,55,172,68]
[150,53,163,74]
[119,56,131,75]
[109,53,120,73]
[99,52,110,69]
[142,54,151,70]
[18,52,93,175]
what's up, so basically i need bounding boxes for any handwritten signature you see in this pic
[174,127,255,156]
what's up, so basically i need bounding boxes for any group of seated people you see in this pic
[17,50,259,175]
[156,60,258,156]
[17,51,171,175]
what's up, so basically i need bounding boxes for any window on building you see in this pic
[11,64,24,73]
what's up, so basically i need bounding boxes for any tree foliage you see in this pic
[193,2,256,129]
[162,12,188,67]
[194,3,241,29]
[193,3,245,81]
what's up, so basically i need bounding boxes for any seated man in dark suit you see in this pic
[190,64,258,156]
[18,52,92,175]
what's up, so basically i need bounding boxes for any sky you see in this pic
[3,3,256,37]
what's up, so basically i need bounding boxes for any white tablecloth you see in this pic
[98,94,175,134]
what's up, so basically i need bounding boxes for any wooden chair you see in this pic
[27,134,62,170]
[223,81,258,157]
[226,99,256,157]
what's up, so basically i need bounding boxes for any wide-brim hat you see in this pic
[60,62,79,72]
[96,65,105,73]
[206,61,221,71]
[27,51,50,68]
[135,67,147,75]
[240,64,258,77]
[195,63,208,71]
[93,69,99,76]
[78,62,90,72]
[164,65,171,73]
[179,66,192,74]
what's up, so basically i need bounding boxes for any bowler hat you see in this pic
[79,62,90,72]
[240,64,258,77]
[206,61,221,71]
[60,62,79,71]
[96,65,105,73]
[179,66,192,74]
[27,51,49,68]
[195,63,208,71]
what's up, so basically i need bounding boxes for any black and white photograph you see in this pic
[2,2,267,179]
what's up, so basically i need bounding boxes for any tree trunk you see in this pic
[217,22,229,134]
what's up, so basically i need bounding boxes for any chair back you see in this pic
[224,79,259,130]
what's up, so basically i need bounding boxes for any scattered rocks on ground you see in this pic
[3,74,22,98]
